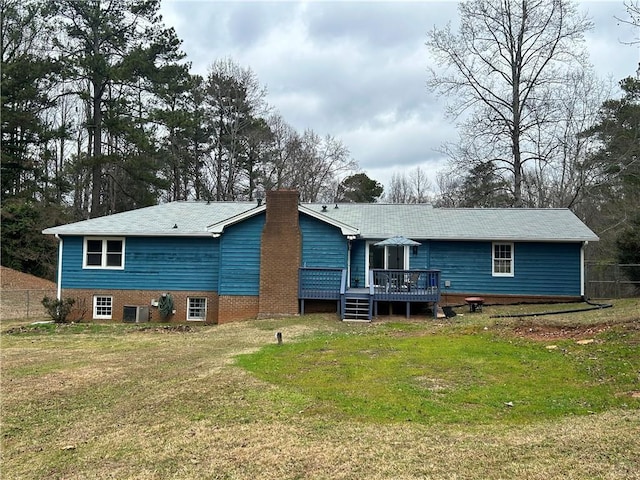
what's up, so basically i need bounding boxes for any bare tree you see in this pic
[616,0,640,44]
[409,166,433,203]
[386,171,413,203]
[294,130,355,203]
[426,0,593,206]
[386,167,433,203]
[523,68,610,209]
[434,171,462,207]
[204,58,269,200]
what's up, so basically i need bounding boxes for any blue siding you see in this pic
[300,214,347,268]
[61,236,219,291]
[429,241,581,296]
[514,242,581,296]
[409,242,430,270]
[350,240,366,285]
[218,213,264,296]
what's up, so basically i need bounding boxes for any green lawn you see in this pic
[237,316,639,425]
[1,299,639,479]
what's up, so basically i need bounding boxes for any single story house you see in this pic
[43,190,598,323]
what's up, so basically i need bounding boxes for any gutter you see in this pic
[43,230,216,238]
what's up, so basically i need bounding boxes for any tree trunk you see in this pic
[90,88,102,217]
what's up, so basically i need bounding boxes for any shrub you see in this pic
[41,296,76,323]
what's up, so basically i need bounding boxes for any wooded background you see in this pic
[1,0,638,289]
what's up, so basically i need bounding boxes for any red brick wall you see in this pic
[218,295,260,323]
[62,289,219,323]
[258,190,301,317]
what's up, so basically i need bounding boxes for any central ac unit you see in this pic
[123,305,150,323]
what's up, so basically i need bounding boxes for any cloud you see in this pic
[159,0,640,190]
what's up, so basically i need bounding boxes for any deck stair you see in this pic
[342,291,372,322]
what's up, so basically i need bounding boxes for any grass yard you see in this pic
[1,299,639,479]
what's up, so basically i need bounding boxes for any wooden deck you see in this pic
[299,267,441,320]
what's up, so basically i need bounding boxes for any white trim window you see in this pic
[187,297,207,321]
[93,295,113,319]
[83,237,125,269]
[492,242,514,277]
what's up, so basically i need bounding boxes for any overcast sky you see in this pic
[159,0,640,193]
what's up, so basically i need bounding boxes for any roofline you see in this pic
[207,204,266,234]
[206,203,360,237]
[41,231,597,242]
[298,204,360,236]
[357,236,599,242]
[42,229,216,237]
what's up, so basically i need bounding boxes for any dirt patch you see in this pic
[128,324,197,334]
[3,323,199,335]
[3,325,50,335]
[512,323,612,341]
[1,266,56,290]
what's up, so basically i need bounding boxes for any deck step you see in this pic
[343,296,372,322]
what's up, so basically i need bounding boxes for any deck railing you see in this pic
[370,269,440,302]
[299,267,441,318]
[298,267,346,300]
[299,267,346,316]
[299,267,440,301]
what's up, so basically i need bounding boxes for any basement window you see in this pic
[83,237,125,269]
[187,297,207,321]
[93,295,113,319]
[492,242,514,277]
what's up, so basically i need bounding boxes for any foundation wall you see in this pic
[217,295,260,324]
[62,289,219,323]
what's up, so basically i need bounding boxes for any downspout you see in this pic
[347,239,352,288]
[580,241,587,298]
[346,235,357,288]
[55,234,63,301]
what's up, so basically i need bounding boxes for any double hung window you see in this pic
[187,297,207,321]
[93,295,113,319]
[84,238,125,269]
[492,242,514,277]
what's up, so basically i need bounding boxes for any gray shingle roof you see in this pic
[42,202,258,237]
[43,201,598,242]
[314,203,599,242]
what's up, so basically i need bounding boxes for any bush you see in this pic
[41,296,76,323]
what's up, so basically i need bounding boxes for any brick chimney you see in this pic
[258,190,301,317]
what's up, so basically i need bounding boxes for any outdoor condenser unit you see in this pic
[123,305,150,323]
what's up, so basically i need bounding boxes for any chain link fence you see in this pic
[0,289,57,321]
[585,263,640,299]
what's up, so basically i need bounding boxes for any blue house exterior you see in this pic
[43,190,598,323]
